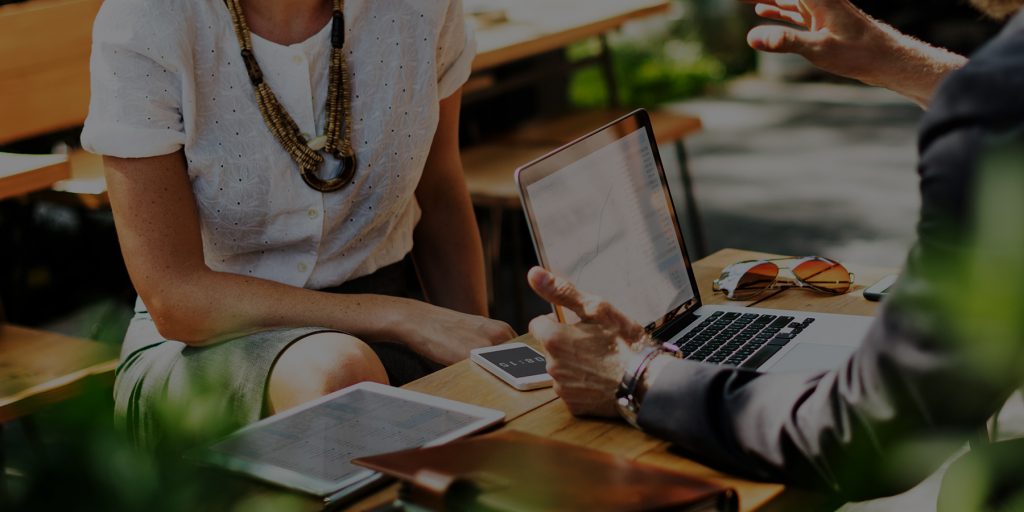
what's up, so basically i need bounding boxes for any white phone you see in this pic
[863,274,899,302]
[470,343,554,391]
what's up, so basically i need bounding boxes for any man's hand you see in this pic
[741,0,966,107]
[527,267,646,417]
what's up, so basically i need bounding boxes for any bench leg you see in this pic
[20,417,44,459]
[0,422,6,506]
[598,34,622,108]
[674,141,709,258]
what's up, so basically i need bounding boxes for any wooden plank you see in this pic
[50,148,110,208]
[472,0,670,72]
[0,324,118,422]
[461,144,553,207]
[0,152,70,200]
[402,337,556,423]
[506,399,668,459]
[0,0,103,144]
[506,108,703,146]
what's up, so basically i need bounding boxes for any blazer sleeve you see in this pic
[637,23,1024,502]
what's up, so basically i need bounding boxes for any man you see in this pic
[528,0,1024,502]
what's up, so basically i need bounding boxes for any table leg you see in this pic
[485,206,504,309]
[510,215,529,331]
[675,140,708,258]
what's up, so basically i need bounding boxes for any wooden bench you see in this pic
[0,311,118,497]
[0,324,118,424]
[0,0,108,208]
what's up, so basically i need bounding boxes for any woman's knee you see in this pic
[268,332,388,413]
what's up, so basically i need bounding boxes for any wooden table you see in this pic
[338,248,896,511]
[0,152,70,201]
[471,0,671,72]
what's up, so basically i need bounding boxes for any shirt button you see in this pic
[297,262,308,273]
[292,54,304,64]
[307,208,319,219]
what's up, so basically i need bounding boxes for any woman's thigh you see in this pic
[267,332,388,414]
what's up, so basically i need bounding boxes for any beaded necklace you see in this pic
[224,0,356,192]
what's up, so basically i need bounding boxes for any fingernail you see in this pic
[531,267,553,287]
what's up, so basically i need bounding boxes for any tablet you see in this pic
[193,382,504,503]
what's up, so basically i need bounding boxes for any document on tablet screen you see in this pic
[206,388,482,488]
[526,127,694,327]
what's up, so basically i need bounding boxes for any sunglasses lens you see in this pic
[793,258,853,294]
[732,262,779,300]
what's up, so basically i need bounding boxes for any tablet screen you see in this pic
[199,383,504,496]
[525,126,695,328]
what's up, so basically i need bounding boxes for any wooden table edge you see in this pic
[471,1,671,72]
[0,358,118,423]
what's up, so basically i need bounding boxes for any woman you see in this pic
[81,0,515,444]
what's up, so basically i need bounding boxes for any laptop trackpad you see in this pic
[764,343,855,373]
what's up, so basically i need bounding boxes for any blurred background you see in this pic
[0,0,1004,342]
[0,1,1014,508]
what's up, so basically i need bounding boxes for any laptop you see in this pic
[515,109,873,373]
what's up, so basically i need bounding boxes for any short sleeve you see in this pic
[435,0,477,100]
[81,0,187,158]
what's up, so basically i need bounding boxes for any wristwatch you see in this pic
[615,342,680,429]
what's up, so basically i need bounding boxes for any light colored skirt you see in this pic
[113,258,438,447]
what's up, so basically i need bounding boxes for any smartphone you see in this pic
[470,343,554,391]
[863,274,899,302]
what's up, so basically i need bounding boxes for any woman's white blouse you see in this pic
[82,0,475,289]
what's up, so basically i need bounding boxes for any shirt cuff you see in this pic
[636,358,727,441]
[81,122,185,159]
[437,25,477,100]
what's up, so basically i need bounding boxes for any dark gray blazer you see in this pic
[638,11,1024,501]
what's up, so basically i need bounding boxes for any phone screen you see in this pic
[478,346,548,378]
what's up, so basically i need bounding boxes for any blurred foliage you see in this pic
[4,376,306,512]
[930,133,1024,511]
[569,45,726,108]
[568,0,752,108]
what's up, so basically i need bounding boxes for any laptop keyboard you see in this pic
[672,311,815,369]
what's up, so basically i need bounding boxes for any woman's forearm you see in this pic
[104,152,422,347]
[148,267,416,346]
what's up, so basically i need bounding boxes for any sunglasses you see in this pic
[712,256,855,301]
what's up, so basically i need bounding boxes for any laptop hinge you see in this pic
[653,308,701,343]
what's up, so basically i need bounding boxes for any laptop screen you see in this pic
[523,123,696,329]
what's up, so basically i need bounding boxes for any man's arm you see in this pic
[530,26,1024,499]
[742,0,966,108]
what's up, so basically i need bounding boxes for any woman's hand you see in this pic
[395,300,517,366]
[742,0,966,107]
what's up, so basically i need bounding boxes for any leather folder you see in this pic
[354,430,738,512]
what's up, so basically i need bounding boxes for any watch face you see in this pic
[478,346,548,378]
